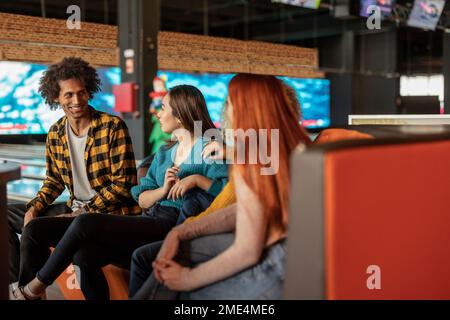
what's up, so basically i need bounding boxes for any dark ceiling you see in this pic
[0,0,448,74]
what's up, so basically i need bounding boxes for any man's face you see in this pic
[56,78,90,120]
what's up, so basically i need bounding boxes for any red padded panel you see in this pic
[324,140,450,299]
[113,82,137,113]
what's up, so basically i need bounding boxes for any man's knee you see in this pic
[7,203,28,215]
[132,242,161,269]
[131,246,149,269]
[21,218,42,243]
[19,218,48,254]
[7,203,28,234]
[68,214,94,238]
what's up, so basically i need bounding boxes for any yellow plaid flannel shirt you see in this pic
[27,107,141,215]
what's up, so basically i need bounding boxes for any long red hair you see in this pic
[228,74,312,243]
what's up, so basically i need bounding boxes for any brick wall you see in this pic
[158,31,323,78]
[0,12,322,78]
[0,12,118,66]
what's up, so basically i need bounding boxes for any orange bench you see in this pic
[286,132,450,299]
[55,264,129,300]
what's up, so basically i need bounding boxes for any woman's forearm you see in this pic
[174,204,237,241]
[138,187,166,209]
[194,175,212,192]
[182,205,267,291]
[184,241,261,291]
[182,173,267,291]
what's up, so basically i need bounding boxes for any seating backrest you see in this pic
[314,128,374,144]
[285,133,450,299]
[55,264,129,300]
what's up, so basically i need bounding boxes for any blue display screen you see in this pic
[0,62,50,134]
[0,61,330,135]
[0,61,119,134]
[159,70,330,129]
[407,0,445,31]
[360,0,395,19]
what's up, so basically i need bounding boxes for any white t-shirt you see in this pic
[66,124,97,211]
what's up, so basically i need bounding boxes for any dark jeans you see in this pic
[177,188,215,224]
[35,204,179,300]
[128,241,162,298]
[8,202,70,283]
[19,188,214,300]
[132,233,235,300]
[132,234,287,300]
[128,188,215,297]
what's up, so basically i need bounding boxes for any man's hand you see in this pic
[23,207,38,227]
[56,208,84,218]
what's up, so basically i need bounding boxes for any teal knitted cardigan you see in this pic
[131,137,229,210]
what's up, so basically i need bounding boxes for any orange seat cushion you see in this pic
[55,264,129,300]
[315,128,374,145]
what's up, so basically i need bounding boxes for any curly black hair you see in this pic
[38,57,102,110]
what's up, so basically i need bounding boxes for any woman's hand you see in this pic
[154,229,181,278]
[137,167,180,209]
[202,141,226,160]
[153,258,193,292]
[162,166,179,195]
[167,175,198,200]
[152,228,184,285]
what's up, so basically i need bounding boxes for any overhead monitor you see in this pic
[407,0,445,31]
[271,0,321,9]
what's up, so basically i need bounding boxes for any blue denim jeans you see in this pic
[132,233,286,300]
[177,188,215,225]
[128,240,163,298]
[128,188,215,297]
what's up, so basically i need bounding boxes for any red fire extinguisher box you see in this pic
[113,82,138,113]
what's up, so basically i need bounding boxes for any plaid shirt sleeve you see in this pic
[85,119,137,213]
[27,135,65,213]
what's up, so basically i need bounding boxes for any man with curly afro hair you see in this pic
[8,57,141,295]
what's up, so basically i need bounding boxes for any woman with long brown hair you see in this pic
[132,74,312,299]
[11,85,229,300]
